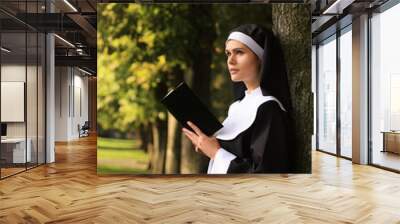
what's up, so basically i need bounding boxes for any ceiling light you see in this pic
[54,34,75,48]
[63,0,78,12]
[78,67,93,76]
[322,0,355,15]
[1,47,11,53]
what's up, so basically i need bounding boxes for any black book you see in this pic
[161,82,223,136]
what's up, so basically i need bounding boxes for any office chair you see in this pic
[79,121,90,138]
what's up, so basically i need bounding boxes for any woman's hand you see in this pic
[182,121,220,159]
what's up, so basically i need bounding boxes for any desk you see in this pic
[1,138,31,163]
[382,131,400,154]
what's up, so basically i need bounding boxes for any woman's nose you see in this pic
[228,55,236,65]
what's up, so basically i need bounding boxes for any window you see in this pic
[339,27,352,158]
[370,2,400,171]
[317,35,337,154]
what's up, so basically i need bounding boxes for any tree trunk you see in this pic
[147,127,154,171]
[150,123,159,173]
[180,5,216,174]
[164,66,184,174]
[151,118,168,174]
[164,113,182,173]
[272,4,312,173]
[139,124,149,152]
[146,124,154,171]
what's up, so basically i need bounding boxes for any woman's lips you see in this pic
[229,69,239,74]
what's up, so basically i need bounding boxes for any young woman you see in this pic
[182,24,294,174]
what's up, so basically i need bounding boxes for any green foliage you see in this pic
[98,4,217,134]
[98,4,189,133]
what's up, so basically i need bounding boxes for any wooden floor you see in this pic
[1,163,45,178]
[1,136,400,223]
[1,167,26,178]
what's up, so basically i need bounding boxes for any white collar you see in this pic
[215,89,286,140]
[244,86,262,97]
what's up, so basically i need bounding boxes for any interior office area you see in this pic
[312,0,400,172]
[0,0,97,179]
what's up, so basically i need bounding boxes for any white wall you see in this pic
[1,65,26,140]
[54,67,89,141]
[1,65,37,138]
[55,66,69,141]
[1,63,46,164]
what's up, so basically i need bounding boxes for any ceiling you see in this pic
[1,0,394,75]
[0,0,98,75]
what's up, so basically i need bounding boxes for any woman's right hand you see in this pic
[182,121,221,159]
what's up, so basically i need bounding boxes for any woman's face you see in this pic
[225,39,261,83]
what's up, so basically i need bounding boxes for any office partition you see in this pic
[0,1,47,179]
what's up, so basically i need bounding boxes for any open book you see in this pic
[161,82,223,136]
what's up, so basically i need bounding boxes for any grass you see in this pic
[97,137,140,150]
[97,148,148,163]
[97,137,149,174]
[97,166,150,174]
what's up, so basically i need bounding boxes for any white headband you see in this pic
[227,31,264,60]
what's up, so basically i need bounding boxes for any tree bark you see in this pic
[151,118,167,174]
[146,124,154,171]
[272,4,312,173]
[139,124,149,152]
[164,113,181,173]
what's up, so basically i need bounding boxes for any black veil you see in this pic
[230,24,292,114]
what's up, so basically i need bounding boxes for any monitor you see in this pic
[1,123,7,137]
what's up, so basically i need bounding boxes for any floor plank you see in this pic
[0,135,399,223]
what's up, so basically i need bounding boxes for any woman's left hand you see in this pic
[182,121,220,159]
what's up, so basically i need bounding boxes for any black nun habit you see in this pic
[207,24,294,174]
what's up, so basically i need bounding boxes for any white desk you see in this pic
[1,138,31,163]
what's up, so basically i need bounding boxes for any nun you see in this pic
[182,24,294,174]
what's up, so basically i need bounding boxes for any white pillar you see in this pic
[46,33,55,163]
[46,32,55,163]
[352,14,369,164]
[45,0,55,163]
